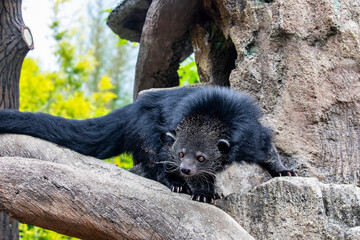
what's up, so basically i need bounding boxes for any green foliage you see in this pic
[19,59,55,112]
[178,56,200,86]
[19,58,116,119]
[20,224,79,240]
[105,153,133,170]
[117,36,129,46]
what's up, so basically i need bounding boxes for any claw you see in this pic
[196,195,201,201]
[214,193,223,199]
[203,197,207,203]
[210,198,215,205]
[191,195,195,200]
[171,185,185,193]
[277,170,297,177]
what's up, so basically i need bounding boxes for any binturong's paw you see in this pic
[191,192,222,205]
[170,184,192,195]
[277,170,298,177]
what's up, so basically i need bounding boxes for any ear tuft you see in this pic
[166,132,176,141]
[218,139,231,153]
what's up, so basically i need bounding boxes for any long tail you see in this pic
[0,106,136,159]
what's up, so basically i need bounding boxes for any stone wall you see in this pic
[217,177,360,240]
[194,0,360,185]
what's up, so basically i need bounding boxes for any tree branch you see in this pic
[0,134,253,239]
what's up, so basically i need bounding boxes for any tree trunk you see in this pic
[0,0,33,239]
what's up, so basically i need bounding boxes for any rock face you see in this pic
[195,0,360,186]
[214,162,272,197]
[216,177,360,240]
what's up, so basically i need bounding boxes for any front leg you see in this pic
[260,145,297,177]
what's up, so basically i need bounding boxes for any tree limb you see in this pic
[0,134,253,239]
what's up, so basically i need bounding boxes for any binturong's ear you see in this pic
[218,139,231,153]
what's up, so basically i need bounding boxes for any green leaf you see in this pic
[178,56,200,86]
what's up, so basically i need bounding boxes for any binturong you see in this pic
[0,86,296,204]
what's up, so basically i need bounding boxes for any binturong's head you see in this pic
[164,87,273,179]
[166,114,231,178]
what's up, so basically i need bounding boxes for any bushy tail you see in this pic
[0,107,134,159]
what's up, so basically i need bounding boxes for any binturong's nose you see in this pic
[180,167,191,175]
[180,159,196,176]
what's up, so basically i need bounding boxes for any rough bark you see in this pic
[0,0,33,239]
[217,177,360,240]
[0,134,253,240]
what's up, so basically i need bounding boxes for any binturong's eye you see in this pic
[179,152,184,158]
[197,156,205,162]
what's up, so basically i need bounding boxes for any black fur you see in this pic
[0,86,294,203]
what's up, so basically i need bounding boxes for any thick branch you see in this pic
[0,134,253,240]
